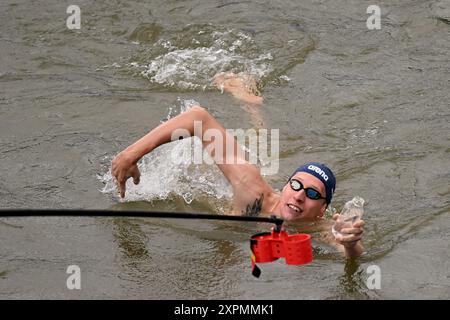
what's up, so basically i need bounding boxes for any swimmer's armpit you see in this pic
[212,72,263,105]
[242,194,264,216]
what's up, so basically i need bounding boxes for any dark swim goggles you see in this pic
[289,179,325,200]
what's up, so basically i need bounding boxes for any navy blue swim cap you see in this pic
[289,162,336,204]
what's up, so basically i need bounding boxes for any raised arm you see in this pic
[111,106,263,198]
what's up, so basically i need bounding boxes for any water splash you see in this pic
[162,98,200,123]
[141,47,272,90]
[114,24,275,91]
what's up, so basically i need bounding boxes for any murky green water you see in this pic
[1,0,449,299]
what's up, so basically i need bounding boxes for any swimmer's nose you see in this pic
[293,189,306,202]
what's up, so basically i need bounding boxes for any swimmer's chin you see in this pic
[280,209,304,221]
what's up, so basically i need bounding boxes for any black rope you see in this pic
[0,209,284,228]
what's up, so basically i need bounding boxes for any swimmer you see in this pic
[111,106,365,258]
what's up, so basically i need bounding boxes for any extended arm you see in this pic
[111,106,256,198]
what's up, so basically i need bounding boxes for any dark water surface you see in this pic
[1,0,449,299]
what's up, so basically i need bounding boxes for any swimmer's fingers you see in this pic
[116,165,140,198]
[131,164,141,185]
[341,220,364,237]
[340,227,363,236]
[119,178,127,199]
[111,151,140,198]
[111,164,128,198]
[353,219,365,228]
[212,72,233,85]
[211,74,222,85]
[335,233,362,246]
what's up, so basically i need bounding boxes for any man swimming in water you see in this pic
[111,103,365,258]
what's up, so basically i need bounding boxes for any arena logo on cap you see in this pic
[307,165,329,181]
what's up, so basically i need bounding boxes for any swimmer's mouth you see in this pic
[287,203,302,213]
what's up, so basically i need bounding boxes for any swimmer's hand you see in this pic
[111,151,141,198]
[212,72,263,105]
[332,214,364,258]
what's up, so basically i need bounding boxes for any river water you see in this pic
[1,0,449,299]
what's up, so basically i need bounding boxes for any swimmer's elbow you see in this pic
[189,105,208,118]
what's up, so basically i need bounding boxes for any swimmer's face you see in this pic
[280,172,328,221]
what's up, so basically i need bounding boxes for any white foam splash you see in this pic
[136,28,274,90]
[140,47,272,90]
